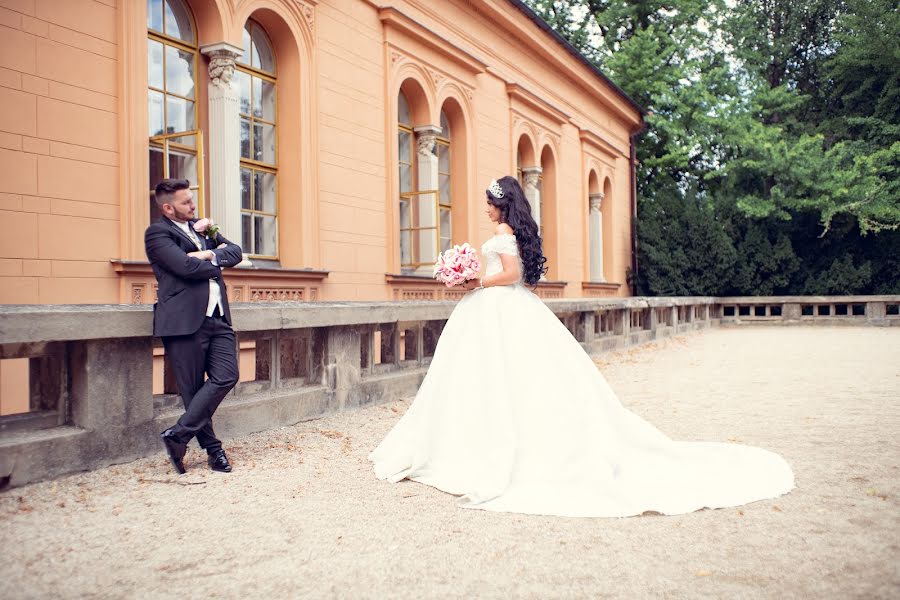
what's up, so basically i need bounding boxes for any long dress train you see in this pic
[369,233,794,517]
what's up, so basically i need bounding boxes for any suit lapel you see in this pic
[163,217,204,250]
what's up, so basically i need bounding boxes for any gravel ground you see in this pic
[1,327,898,599]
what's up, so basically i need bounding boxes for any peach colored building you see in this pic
[0,0,645,310]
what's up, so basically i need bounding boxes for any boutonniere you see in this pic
[192,218,221,243]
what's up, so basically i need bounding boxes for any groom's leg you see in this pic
[162,328,207,446]
[196,318,239,454]
[176,317,238,453]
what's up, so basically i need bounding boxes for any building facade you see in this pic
[0,0,644,308]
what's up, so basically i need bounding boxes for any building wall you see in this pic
[0,0,644,306]
[0,0,120,304]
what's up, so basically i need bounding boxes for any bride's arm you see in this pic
[481,253,520,287]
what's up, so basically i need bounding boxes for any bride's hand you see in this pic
[460,278,482,292]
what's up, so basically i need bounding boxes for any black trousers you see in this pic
[162,316,239,454]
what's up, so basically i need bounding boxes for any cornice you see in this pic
[379,7,487,75]
[470,0,643,128]
[507,83,569,126]
[579,128,625,159]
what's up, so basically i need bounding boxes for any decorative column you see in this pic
[414,125,441,274]
[200,43,244,257]
[521,166,543,230]
[589,192,605,282]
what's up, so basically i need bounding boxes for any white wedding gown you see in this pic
[370,234,794,517]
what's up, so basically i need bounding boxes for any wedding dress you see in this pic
[369,234,794,517]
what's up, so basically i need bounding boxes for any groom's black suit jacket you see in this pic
[144,217,244,337]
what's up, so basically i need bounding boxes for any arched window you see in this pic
[236,20,278,258]
[437,110,451,252]
[398,91,414,268]
[147,0,201,222]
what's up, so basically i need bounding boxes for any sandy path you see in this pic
[1,327,898,599]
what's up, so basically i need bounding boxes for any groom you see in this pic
[145,178,244,474]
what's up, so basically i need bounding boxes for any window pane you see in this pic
[168,148,197,184]
[256,78,276,121]
[250,23,276,73]
[398,130,411,163]
[438,144,449,173]
[240,168,252,210]
[254,215,277,256]
[253,171,276,213]
[400,230,411,266]
[165,45,194,98]
[240,118,251,159]
[242,212,252,254]
[398,92,410,125]
[238,26,251,66]
[149,145,165,186]
[169,134,196,148]
[166,96,194,133]
[234,69,251,115]
[148,40,163,89]
[416,228,437,265]
[399,163,412,194]
[149,194,163,223]
[148,90,165,136]
[253,122,276,164]
[148,0,163,33]
[399,199,410,229]
[440,111,450,139]
[439,173,450,204]
[164,0,194,43]
[440,208,452,250]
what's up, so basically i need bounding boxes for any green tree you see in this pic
[524,0,899,295]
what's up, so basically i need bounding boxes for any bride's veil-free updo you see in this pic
[486,176,548,286]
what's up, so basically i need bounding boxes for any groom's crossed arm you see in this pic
[145,226,222,280]
[210,234,243,268]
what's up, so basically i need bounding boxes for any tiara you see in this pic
[487,179,504,198]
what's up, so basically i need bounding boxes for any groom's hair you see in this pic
[154,178,191,207]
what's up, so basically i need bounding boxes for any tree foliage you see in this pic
[525,0,899,295]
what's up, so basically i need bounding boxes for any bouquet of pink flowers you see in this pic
[433,243,481,287]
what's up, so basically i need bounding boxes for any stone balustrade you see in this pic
[1,295,897,489]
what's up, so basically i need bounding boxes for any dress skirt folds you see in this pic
[370,235,794,517]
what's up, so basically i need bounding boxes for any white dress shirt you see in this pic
[174,220,224,317]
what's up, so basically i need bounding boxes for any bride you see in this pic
[370,176,794,517]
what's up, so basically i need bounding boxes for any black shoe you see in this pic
[160,428,187,475]
[208,450,232,473]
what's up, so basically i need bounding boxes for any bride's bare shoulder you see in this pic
[494,223,514,236]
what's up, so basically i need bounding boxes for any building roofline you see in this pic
[506,0,648,118]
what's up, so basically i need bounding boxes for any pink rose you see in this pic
[193,218,211,233]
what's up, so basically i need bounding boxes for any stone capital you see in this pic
[589,192,605,212]
[521,166,542,190]
[200,42,244,88]
[414,125,442,157]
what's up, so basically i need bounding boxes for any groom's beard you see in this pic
[170,207,195,223]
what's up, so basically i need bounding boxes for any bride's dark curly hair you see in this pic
[486,176,548,286]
